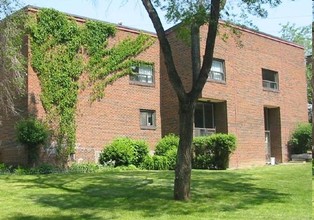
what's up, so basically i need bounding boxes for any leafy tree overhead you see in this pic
[0,0,26,118]
[137,0,283,201]
[279,23,311,56]
[279,23,312,105]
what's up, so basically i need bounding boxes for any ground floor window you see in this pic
[194,102,215,136]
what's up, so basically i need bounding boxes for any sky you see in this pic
[19,0,312,38]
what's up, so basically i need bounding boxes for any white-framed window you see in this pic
[140,109,156,129]
[262,69,279,91]
[130,64,154,84]
[209,59,225,82]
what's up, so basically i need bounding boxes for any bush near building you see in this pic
[288,123,312,154]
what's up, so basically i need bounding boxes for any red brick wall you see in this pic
[26,13,162,163]
[75,28,161,162]
[161,23,308,168]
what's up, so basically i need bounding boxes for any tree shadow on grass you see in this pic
[6,170,288,219]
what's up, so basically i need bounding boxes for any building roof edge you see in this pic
[24,5,157,37]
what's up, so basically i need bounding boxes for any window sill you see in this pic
[263,88,279,93]
[140,126,156,130]
[130,81,155,87]
[207,79,226,85]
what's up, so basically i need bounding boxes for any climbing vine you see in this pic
[28,8,155,162]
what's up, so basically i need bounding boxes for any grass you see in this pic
[0,163,311,220]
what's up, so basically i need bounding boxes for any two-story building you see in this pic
[0,6,308,167]
[161,23,308,167]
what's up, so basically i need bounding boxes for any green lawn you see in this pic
[0,163,311,220]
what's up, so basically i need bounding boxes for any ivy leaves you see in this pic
[28,8,154,160]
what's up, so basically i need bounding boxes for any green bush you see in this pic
[131,140,149,167]
[99,137,149,167]
[154,134,179,170]
[193,136,213,169]
[68,163,103,173]
[289,123,312,154]
[164,148,177,170]
[15,117,50,166]
[13,166,28,175]
[16,117,49,147]
[193,134,236,170]
[35,163,56,174]
[155,134,179,156]
[141,155,169,170]
[0,163,11,174]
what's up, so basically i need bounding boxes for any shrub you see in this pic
[34,163,57,174]
[69,163,103,173]
[155,134,179,156]
[141,156,154,170]
[164,148,177,170]
[154,134,179,170]
[0,163,11,174]
[99,137,149,167]
[132,140,149,167]
[141,155,169,170]
[16,117,49,147]
[13,166,28,175]
[193,134,236,170]
[210,134,236,169]
[193,136,214,169]
[16,117,49,166]
[289,123,312,154]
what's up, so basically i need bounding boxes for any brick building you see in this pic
[0,7,308,167]
[161,23,308,167]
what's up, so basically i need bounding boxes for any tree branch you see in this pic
[191,23,201,85]
[190,0,221,101]
[141,0,186,102]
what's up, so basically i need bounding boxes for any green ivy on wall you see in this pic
[28,8,155,162]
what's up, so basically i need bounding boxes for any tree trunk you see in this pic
[174,100,195,200]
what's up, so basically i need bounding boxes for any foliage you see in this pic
[131,140,150,167]
[99,137,149,167]
[154,134,179,170]
[15,117,50,166]
[0,3,26,117]
[141,155,170,170]
[68,163,104,173]
[279,23,312,104]
[99,138,135,167]
[279,23,312,55]
[15,117,49,147]
[155,134,179,155]
[193,134,237,170]
[0,163,12,174]
[288,123,312,154]
[28,8,154,162]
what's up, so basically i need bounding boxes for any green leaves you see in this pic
[29,8,155,160]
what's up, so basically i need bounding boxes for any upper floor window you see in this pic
[130,64,154,84]
[140,109,156,129]
[208,59,225,82]
[262,69,279,91]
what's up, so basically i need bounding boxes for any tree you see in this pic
[0,0,26,118]
[279,23,311,55]
[279,23,312,104]
[139,0,282,200]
